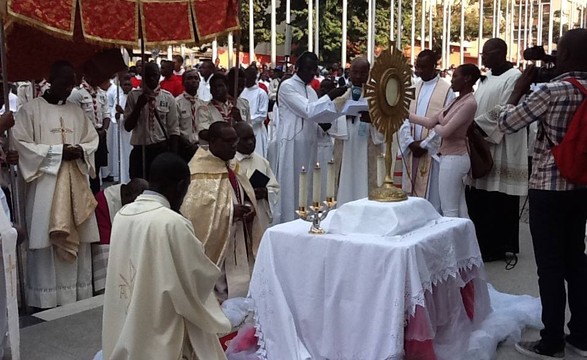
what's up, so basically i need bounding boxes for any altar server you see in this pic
[239,66,269,157]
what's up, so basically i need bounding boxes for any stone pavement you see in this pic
[18,219,587,360]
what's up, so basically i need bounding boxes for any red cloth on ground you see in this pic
[160,76,184,97]
[94,190,112,244]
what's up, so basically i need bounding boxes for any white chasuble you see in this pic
[103,193,231,360]
[11,97,99,308]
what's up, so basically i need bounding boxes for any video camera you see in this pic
[522,46,557,83]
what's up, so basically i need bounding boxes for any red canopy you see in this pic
[6,0,239,46]
[1,0,240,81]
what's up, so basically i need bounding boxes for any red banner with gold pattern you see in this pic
[192,0,239,41]
[6,0,240,45]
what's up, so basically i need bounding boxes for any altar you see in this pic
[248,197,492,360]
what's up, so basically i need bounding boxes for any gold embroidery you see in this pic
[6,254,16,297]
[50,117,74,144]
[118,259,136,313]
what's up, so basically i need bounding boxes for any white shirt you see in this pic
[197,76,212,102]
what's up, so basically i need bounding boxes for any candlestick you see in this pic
[299,167,307,209]
[326,159,335,198]
[312,162,321,204]
[376,153,385,187]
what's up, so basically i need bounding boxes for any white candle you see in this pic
[376,153,385,187]
[327,159,335,198]
[312,162,321,204]
[299,167,307,209]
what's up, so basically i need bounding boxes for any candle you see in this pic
[376,153,385,187]
[299,167,307,209]
[326,159,335,199]
[312,162,321,204]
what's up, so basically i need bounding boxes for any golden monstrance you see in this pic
[365,45,415,202]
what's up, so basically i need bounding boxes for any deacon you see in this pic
[11,60,100,308]
[276,52,346,222]
[176,69,203,161]
[102,153,232,360]
[331,57,385,206]
[398,50,454,212]
[466,38,525,262]
[235,122,280,228]
[239,67,269,157]
[92,178,148,293]
[181,122,263,301]
[124,62,180,179]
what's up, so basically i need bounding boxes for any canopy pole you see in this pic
[0,18,29,314]
[234,0,242,99]
[140,35,147,180]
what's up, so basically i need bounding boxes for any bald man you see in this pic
[499,28,587,359]
[465,38,525,262]
[331,58,384,206]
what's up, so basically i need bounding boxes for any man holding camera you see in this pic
[499,28,587,360]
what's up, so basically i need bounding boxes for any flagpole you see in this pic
[421,0,426,50]
[315,0,320,60]
[342,0,348,66]
[411,0,417,64]
[460,0,465,64]
[442,0,447,67]
[308,0,313,52]
[249,0,255,65]
[429,0,434,49]
[479,0,483,66]
[228,32,234,68]
[447,0,452,67]
[271,0,276,67]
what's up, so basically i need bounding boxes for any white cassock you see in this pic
[11,97,100,308]
[266,105,280,176]
[236,151,281,227]
[106,84,120,181]
[240,85,269,157]
[109,87,132,184]
[276,74,340,223]
[331,102,385,206]
[0,93,20,115]
[103,192,231,360]
[0,189,19,360]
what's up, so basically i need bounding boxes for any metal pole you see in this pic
[518,0,523,66]
[479,0,484,67]
[140,35,147,180]
[0,18,28,314]
[429,0,433,49]
[271,0,277,67]
[421,0,427,50]
[548,0,554,52]
[506,0,511,58]
[460,0,465,64]
[447,0,452,66]
[493,0,498,37]
[308,0,313,52]
[397,0,403,49]
[315,0,320,60]
[368,0,373,61]
[529,0,534,46]
[498,0,502,37]
[249,0,255,65]
[391,0,395,43]
[342,0,348,66]
[411,0,417,64]
[442,0,447,67]
[228,32,234,68]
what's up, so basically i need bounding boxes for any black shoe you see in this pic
[102,175,114,182]
[515,340,565,359]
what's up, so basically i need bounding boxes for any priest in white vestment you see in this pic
[110,75,134,184]
[465,39,525,261]
[181,122,263,301]
[398,50,454,212]
[331,58,385,206]
[235,122,280,228]
[240,67,269,157]
[11,61,100,308]
[103,153,231,360]
[276,53,346,223]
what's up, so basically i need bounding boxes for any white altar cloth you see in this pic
[249,199,490,360]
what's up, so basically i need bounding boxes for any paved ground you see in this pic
[18,217,587,360]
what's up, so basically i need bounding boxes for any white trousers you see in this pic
[439,154,470,218]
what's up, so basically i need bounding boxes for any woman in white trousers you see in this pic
[409,64,481,218]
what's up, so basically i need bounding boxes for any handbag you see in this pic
[467,122,494,179]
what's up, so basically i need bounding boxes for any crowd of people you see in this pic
[0,27,584,360]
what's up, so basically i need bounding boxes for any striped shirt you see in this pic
[498,71,587,191]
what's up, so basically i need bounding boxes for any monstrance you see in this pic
[365,45,415,202]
